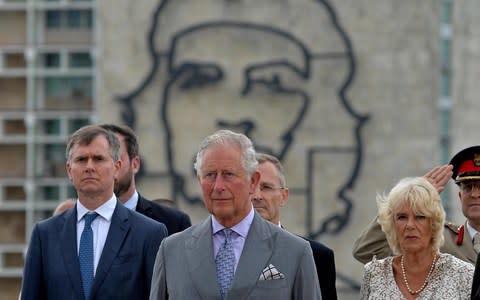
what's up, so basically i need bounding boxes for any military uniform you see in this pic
[352,216,477,265]
[449,146,480,299]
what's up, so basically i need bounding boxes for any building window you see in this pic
[44,143,67,177]
[45,10,93,30]
[46,11,61,29]
[68,118,90,133]
[43,119,61,135]
[45,144,65,161]
[45,77,92,100]
[69,52,92,68]
[40,185,60,201]
[44,53,60,68]
[66,10,81,28]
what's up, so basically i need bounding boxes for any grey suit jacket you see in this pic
[149,212,321,300]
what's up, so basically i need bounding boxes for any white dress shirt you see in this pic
[467,221,479,242]
[76,195,117,275]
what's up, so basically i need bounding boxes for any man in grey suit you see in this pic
[21,125,168,299]
[149,129,321,300]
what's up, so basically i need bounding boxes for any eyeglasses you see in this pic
[259,184,285,193]
[460,181,480,194]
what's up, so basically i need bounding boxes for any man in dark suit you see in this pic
[472,253,480,299]
[150,130,321,299]
[20,125,168,300]
[100,124,191,234]
[252,153,337,299]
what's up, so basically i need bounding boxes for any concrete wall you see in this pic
[97,0,479,297]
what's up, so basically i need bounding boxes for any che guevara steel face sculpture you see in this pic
[118,0,369,241]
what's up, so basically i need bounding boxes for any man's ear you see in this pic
[249,171,261,194]
[113,159,122,178]
[66,162,72,181]
[131,156,141,174]
[279,188,289,207]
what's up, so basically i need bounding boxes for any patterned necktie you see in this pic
[215,228,235,299]
[79,212,98,299]
[474,232,480,253]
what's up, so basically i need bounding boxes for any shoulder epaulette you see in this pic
[444,221,464,245]
[445,221,461,233]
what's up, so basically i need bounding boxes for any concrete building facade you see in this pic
[0,0,96,298]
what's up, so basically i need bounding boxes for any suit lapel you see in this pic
[89,201,131,298]
[135,195,152,217]
[60,208,85,300]
[186,217,222,299]
[228,213,274,300]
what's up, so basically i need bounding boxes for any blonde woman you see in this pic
[360,177,474,299]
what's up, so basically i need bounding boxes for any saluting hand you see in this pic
[423,164,453,193]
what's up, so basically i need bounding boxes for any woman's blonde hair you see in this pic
[377,177,445,255]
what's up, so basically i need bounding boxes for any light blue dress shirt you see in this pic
[122,190,139,210]
[212,207,254,273]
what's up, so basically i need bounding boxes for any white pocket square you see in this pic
[258,264,285,281]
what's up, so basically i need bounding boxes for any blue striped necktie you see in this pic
[215,228,235,299]
[79,212,98,299]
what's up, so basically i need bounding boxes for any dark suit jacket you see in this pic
[305,237,337,300]
[136,195,191,235]
[21,200,168,300]
[472,252,480,300]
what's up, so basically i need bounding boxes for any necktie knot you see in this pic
[223,228,233,243]
[84,212,98,227]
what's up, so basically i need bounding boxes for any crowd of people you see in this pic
[18,123,480,299]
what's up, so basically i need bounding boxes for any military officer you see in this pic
[353,146,480,265]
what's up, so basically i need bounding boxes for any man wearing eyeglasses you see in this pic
[252,153,337,300]
[353,146,480,266]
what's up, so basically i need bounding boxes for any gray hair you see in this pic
[66,125,120,162]
[194,130,257,177]
[256,152,286,187]
[377,177,445,255]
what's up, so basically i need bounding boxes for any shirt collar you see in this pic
[123,190,139,210]
[211,206,254,238]
[77,194,117,222]
[467,221,478,240]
